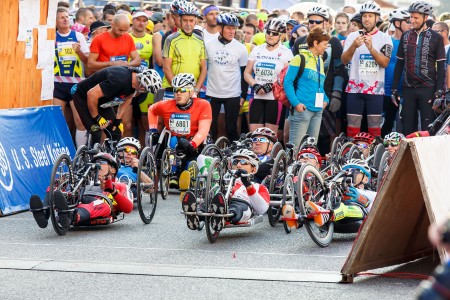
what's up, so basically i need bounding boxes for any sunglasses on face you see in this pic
[266,30,280,36]
[356,143,369,149]
[175,88,191,93]
[403,19,411,24]
[252,137,269,143]
[309,19,324,25]
[299,153,317,160]
[124,147,139,155]
[384,142,399,147]
[232,158,251,166]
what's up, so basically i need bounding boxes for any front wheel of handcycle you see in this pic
[137,147,158,224]
[205,157,224,243]
[159,149,171,200]
[298,163,334,247]
[49,153,76,236]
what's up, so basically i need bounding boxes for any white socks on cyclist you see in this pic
[75,130,87,149]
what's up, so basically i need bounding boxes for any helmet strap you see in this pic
[266,38,280,47]
[263,142,271,155]
[219,29,232,44]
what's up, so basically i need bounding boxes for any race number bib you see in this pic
[255,62,276,83]
[57,42,77,62]
[359,54,378,80]
[169,113,191,135]
[139,59,149,67]
[110,55,127,62]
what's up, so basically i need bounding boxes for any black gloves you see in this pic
[234,169,252,188]
[176,138,196,156]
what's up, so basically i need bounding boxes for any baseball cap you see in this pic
[133,11,149,19]
[90,20,111,33]
[150,12,164,23]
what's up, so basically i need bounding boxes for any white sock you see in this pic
[75,130,87,149]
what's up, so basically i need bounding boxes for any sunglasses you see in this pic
[309,19,324,25]
[355,143,369,149]
[384,142,399,147]
[252,137,269,143]
[232,158,251,166]
[266,30,280,36]
[403,19,411,24]
[299,153,317,160]
[124,147,139,155]
[175,88,191,93]
[96,160,110,165]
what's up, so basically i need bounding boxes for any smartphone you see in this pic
[358,30,365,37]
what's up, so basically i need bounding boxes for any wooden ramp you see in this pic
[340,136,450,283]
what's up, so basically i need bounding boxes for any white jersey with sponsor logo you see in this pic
[205,38,248,98]
[248,44,293,100]
[344,30,393,95]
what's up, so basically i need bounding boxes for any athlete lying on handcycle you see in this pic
[30,153,133,231]
[182,149,270,231]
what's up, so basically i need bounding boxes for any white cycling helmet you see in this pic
[251,127,277,143]
[170,0,185,14]
[232,149,260,171]
[384,132,405,142]
[408,1,433,16]
[360,1,381,15]
[265,18,287,33]
[172,73,196,89]
[118,137,142,151]
[389,9,410,22]
[136,68,162,94]
[307,6,329,20]
[178,2,199,16]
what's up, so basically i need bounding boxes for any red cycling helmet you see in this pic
[353,132,374,144]
[91,152,119,171]
[298,146,322,167]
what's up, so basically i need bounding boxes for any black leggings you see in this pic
[401,87,435,135]
[249,98,282,125]
[381,95,400,136]
[209,96,240,142]
[73,93,121,145]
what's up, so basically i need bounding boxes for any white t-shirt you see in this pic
[248,43,293,100]
[202,29,220,44]
[205,38,248,98]
[344,30,393,95]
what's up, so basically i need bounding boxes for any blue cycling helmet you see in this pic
[342,159,371,179]
[217,13,240,27]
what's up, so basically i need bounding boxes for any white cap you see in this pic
[133,11,149,19]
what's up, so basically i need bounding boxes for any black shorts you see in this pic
[53,82,76,102]
[249,99,282,125]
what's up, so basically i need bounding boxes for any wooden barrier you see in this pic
[0,0,54,109]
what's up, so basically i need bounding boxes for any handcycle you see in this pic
[182,158,265,243]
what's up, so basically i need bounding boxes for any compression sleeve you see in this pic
[437,60,445,91]
[240,66,249,99]
[392,59,404,92]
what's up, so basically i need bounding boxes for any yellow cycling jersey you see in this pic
[162,30,206,88]
[131,33,153,68]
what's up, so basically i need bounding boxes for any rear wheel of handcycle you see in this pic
[270,142,283,159]
[71,145,90,176]
[215,136,230,150]
[329,134,346,163]
[49,153,76,236]
[372,143,386,169]
[376,151,390,191]
[194,175,207,231]
[137,147,158,224]
[205,157,224,243]
[159,149,171,200]
[268,149,287,227]
[337,142,354,165]
[201,144,224,159]
[348,145,363,161]
[298,163,334,247]
[281,174,296,234]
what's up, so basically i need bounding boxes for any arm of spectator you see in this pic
[436,60,445,92]
[243,60,256,87]
[196,59,207,91]
[87,84,104,118]
[127,50,141,67]
[152,33,163,68]
[163,57,175,85]
[116,94,134,119]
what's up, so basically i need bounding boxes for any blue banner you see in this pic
[0,106,75,215]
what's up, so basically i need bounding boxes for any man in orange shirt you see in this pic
[87,14,141,75]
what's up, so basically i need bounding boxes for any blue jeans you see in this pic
[289,109,323,147]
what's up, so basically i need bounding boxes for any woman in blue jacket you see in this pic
[284,27,330,147]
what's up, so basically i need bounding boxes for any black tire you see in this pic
[49,154,75,236]
[376,151,390,191]
[215,136,230,149]
[200,144,224,159]
[268,150,287,227]
[334,220,362,234]
[281,174,296,234]
[298,164,334,247]
[348,145,363,161]
[71,145,89,176]
[194,174,207,231]
[205,157,224,243]
[330,134,347,164]
[337,142,354,166]
[137,147,158,224]
[159,149,170,200]
[372,143,386,168]
[270,142,283,159]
